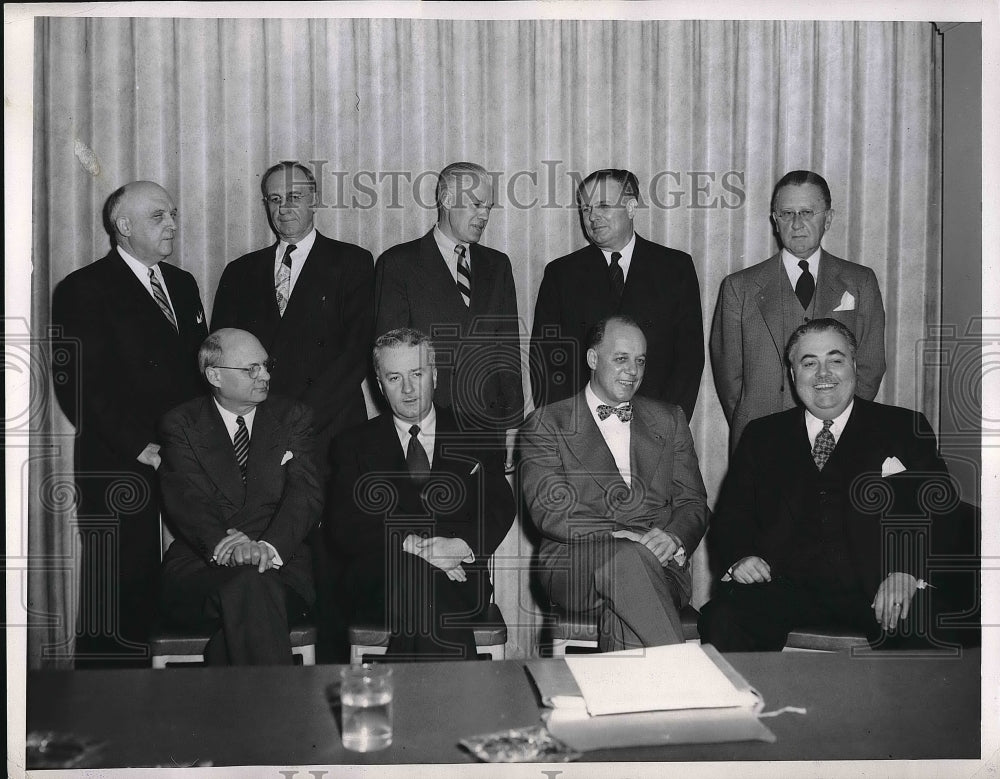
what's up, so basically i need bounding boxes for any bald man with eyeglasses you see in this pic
[709,170,886,452]
[156,329,323,665]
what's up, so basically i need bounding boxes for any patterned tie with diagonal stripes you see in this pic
[812,418,836,470]
[148,267,177,331]
[234,415,249,483]
[275,244,295,316]
[455,244,472,308]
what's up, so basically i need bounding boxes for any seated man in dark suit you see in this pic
[158,328,323,665]
[328,328,516,661]
[521,315,709,651]
[699,318,963,651]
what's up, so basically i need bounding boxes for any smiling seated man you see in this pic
[328,328,515,661]
[699,318,962,652]
[521,315,709,651]
[157,328,322,665]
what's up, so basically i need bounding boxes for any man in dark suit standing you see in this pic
[158,329,322,665]
[521,316,709,651]
[328,328,515,660]
[212,161,374,662]
[710,170,886,452]
[211,161,374,449]
[529,169,704,421]
[374,162,524,468]
[699,319,959,651]
[52,180,207,667]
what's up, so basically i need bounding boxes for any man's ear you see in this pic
[431,365,438,390]
[115,216,131,237]
[205,367,223,390]
[375,377,386,398]
[586,348,598,371]
[625,197,638,220]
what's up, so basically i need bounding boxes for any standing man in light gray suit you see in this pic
[710,170,885,451]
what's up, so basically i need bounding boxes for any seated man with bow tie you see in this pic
[521,315,709,651]
[699,318,965,651]
[157,328,323,665]
[328,328,516,660]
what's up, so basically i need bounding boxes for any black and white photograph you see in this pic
[6,1,996,776]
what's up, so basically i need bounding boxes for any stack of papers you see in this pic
[528,643,775,750]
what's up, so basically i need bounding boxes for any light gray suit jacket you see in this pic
[710,250,885,451]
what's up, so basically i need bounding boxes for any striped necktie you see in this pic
[275,244,295,316]
[148,267,177,331]
[234,415,249,483]
[455,245,472,308]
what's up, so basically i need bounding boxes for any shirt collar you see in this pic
[433,224,468,263]
[392,404,437,440]
[599,232,636,266]
[782,246,822,276]
[213,398,258,438]
[804,399,854,444]
[277,227,317,260]
[118,246,160,278]
[585,383,631,420]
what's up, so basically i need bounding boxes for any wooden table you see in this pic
[26,648,980,767]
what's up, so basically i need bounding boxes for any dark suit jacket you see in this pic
[328,406,515,583]
[529,235,704,420]
[520,392,709,581]
[710,250,886,449]
[158,394,323,603]
[211,232,375,443]
[374,230,524,431]
[708,398,952,601]
[52,249,207,471]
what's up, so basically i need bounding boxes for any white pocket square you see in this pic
[469,462,481,475]
[280,450,294,466]
[881,456,906,477]
[833,291,856,311]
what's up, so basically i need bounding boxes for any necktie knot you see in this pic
[409,424,420,437]
[405,424,431,483]
[283,244,296,267]
[597,403,633,422]
[798,259,809,273]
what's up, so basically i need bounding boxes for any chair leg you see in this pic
[295,644,316,666]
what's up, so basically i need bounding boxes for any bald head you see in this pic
[200,328,272,414]
[107,180,178,266]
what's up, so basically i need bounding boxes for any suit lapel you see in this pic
[159,261,205,335]
[779,410,816,520]
[245,400,281,500]
[753,253,786,359]
[814,250,848,315]
[415,230,472,322]
[281,235,327,324]
[190,398,246,507]
[629,400,666,488]
[560,395,629,491]
[108,252,183,339]
[467,243,495,318]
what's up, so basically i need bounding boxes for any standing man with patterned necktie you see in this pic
[530,169,704,422]
[212,161,374,662]
[52,180,207,667]
[374,162,524,470]
[710,170,886,452]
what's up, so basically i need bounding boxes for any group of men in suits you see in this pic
[53,159,967,667]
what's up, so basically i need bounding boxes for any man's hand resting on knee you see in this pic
[611,528,686,567]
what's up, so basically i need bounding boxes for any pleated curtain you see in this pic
[30,16,941,666]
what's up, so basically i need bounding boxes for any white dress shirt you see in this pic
[585,383,632,486]
[599,232,637,282]
[433,225,469,284]
[804,400,854,448]
[392,405,437,467]
[782,246,822,289]
[273,227,317,298]
[118,246,177,320]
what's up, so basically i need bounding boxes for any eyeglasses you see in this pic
[264,192,313,207]
[213,358,277,379]
[773,208,828,223]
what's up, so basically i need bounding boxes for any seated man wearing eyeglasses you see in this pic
[157,328,323,665]
[709,170,886,453]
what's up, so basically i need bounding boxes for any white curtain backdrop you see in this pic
[30,16,941,666]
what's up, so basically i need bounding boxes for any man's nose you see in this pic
[401,376,414,394]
